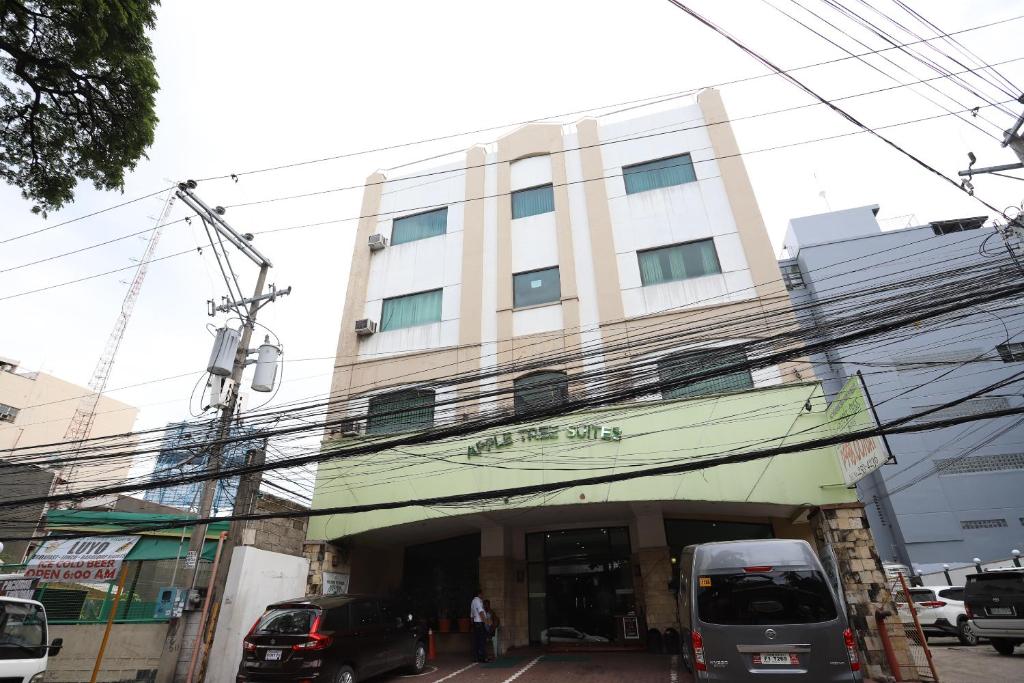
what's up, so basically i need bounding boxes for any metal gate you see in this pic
[889,573,939,681]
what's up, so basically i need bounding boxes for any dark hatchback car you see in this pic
[237,594,427,683]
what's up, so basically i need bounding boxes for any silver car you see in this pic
[677,539,861,681]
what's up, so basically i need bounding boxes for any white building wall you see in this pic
[358,162,466,359]
[207,547,309,683]
[598,105,757,320]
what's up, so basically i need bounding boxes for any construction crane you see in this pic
[60,190,178,495]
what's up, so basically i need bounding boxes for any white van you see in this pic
[0,596,63,681]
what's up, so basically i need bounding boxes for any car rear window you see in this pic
[938,588,964,601]
[966,572,1024,598]
[255,608,318,635]
[697,570,838,625]
[909,590,936,603]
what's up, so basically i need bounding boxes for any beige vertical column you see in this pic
[698,88,812,381]
[327,172,386,416]
[458,146,487,414]
[576,118,625,325]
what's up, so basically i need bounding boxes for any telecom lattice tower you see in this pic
[60,191,177,494]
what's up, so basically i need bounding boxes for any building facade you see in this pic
[144,420,261,515]
[779,205,1024,574]
[0,356,138,494]
[306,91,910,677]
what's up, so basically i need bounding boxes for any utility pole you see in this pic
[957,96,1024,187]
[157,180,287,683]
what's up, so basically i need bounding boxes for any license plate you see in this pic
[755,653,797,665]
[989,607,1015,616]
[265,649,282,661]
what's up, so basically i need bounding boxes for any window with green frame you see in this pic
[658,347,753,400]
[366,389,435,434]
[380,289,443,331]
[513,267,561,308]
[623,153,697,194]
[511,184,555,219]
[391,207,448,246]
[637,240,721,286]
[514,371,569,414]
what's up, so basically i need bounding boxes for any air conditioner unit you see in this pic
[368,234,387,251]
[339,420,361,437]
[355,319,377,336]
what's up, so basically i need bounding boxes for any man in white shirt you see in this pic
[470,587,487,662]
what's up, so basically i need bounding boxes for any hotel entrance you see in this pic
[527,527,635,644]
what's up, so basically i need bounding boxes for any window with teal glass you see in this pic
[637,240,721,286]
[623,154,697,194]
[380,289,442,331]
[511,184,555,219]
[391,207,448,246]
[367,389,435,434]
[513,267,560,308]
[658,347,753,400]
[514,371,569,415]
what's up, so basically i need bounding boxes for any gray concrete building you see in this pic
[780,205,1024,574]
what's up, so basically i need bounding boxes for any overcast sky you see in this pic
[2,0,1023,490]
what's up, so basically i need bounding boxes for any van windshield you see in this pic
[697,570,838,625]
[255,608,317,635]
[0,601,46,659]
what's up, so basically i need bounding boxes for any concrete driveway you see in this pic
[929,636,1024,683]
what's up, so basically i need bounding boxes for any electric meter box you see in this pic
[154,586,190,619]
[207,327,241,377]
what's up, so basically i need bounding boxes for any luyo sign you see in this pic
[468,424,622,457]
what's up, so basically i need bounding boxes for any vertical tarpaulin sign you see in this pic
[827,374,891,487]
[24,535,139,582]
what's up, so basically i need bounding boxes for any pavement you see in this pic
[365,641,1024,683]
[929,636,1024,683]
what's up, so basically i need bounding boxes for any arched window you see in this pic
[514,371,569,415]
[658,347,752,400]
[366,389,435,434]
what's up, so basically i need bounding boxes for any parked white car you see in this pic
[539,627,609,644]
[894,585,978,645]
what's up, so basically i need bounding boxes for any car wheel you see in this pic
[956,619,978,646]
[991,639,1016,656]
[334,665,357,683]
[406,641,427,674]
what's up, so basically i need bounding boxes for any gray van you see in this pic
[677,539,861,682]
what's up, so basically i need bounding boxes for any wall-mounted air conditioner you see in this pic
[355,319,377,336]
[368,234,387,251]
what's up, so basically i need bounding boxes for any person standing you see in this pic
[484,599,501,658]
[470,588,487,662]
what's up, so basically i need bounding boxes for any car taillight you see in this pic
[692,630,707,671]
[843,628,860,672]
[743,566,773,573]
[919,601,946,608]
[243,614,262,653]
[293,613,333,651]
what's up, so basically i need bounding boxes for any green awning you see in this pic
[42,510,230,562]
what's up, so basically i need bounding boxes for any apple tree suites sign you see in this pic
[468,423,622,457]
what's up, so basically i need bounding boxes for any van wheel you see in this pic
[406,642,427,674]
[991,639,1016,656]
[957,618,977,646]
[335,665,357,683]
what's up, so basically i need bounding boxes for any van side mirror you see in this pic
[49,637,63,656]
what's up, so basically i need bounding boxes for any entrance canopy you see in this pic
[309,382,858,542]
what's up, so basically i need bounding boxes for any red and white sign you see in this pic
[24,535,139,582]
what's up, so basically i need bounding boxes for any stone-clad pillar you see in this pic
[635,546,676,631]
[810,503,916,682]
